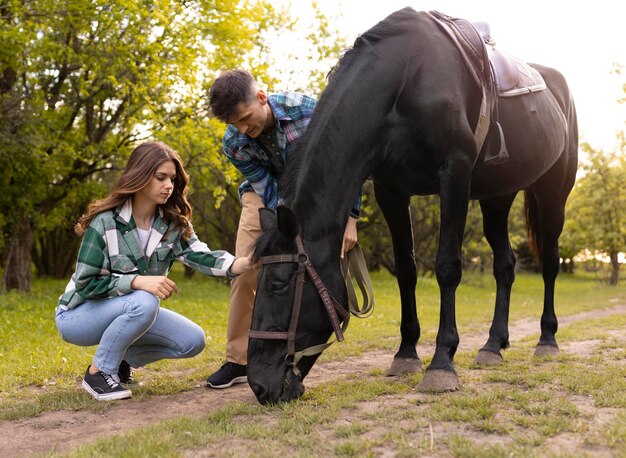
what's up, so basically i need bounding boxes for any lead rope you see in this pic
[341,243,375,318]
[290,244,375,377]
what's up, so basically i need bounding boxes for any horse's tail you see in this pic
[523,190,542,259]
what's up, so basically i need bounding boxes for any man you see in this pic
[206,69,361,388]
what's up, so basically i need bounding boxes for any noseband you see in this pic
[248,234,350,376]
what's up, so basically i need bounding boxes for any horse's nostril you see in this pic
[249,382,271,405]
[249,382,261,397]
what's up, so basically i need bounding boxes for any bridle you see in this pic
[248,234,350,377]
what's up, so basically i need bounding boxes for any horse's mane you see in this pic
[279,143,306,210]
[279,7,423,210]
[252,226,278,262]
[328,7,421,82]
[251,217,299,262]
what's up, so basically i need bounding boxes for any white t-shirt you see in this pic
[137,227,151,255]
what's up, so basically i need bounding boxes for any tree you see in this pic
[356,188,532,278]
[564,138,626,284]
[0,0,289,291]
[152,2,348,278]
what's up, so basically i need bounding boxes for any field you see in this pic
[0,268,624,457]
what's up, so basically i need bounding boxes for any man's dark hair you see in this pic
[209,69,257,122]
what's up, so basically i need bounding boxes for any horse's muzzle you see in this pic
[278,370,305,403]
[250,369,305,405]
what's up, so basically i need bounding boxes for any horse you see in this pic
[247,7,578,405]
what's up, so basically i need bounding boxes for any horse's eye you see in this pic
[269,281,291,295]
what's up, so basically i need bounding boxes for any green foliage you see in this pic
[563,138,626,284]
[0,0,344,288]
[358,187,529,276]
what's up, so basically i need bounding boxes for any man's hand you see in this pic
[230,255,254,275]
[131,275,179,300]
[341,216,358,259]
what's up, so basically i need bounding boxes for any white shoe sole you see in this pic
[206,375,248,389]
[82,380,132,401]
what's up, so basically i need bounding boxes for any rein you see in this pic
[248,235,374,376]
[341,243,375,318]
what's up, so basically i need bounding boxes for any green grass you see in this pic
[1,267,625,422]
[1,269,626,457]
[54,336,625,457]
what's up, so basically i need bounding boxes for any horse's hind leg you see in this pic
[374,184,422,375]
[474,193,517,365]
[526,187,566,357]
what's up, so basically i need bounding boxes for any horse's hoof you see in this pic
[387,357,422,376]
[417,369,459,393]
[534,344,559,357]
[473,349,503,366]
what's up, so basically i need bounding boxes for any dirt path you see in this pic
[2,304,625,457]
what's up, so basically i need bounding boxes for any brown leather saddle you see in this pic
[473,22,546,98]
[428,12,547,166]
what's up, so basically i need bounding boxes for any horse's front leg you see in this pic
[418,154,472,392]
[374,184,422,375]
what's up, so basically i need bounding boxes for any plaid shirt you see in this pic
[58,199,236,310]
[222,92,361,217]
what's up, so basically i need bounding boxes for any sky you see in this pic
[286,0,626,151]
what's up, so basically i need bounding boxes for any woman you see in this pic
[56,141,252,401]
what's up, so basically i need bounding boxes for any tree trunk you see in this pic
[32,227,81,279]
[609,251,620,286]
[560,258,574,274]
[2,216,34,292]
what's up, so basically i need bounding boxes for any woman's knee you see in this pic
[126,290,160,321]
[180,323,206,358]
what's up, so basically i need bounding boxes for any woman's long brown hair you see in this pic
[75,142,193,240]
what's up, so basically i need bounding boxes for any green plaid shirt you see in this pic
[58,199,236,310]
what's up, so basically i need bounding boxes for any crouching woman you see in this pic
[56,141,251,401]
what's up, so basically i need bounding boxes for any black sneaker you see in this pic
[118,360,134,385]
[206,362,247,389]
[82,366,132,401]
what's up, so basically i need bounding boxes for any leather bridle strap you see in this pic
[296,236,348,341]
[286,262,305,356]
[248,235,348,362]
[246,253,300,342]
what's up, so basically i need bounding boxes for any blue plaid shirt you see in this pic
[222,92,361,217]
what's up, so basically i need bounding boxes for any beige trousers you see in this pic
[226,192,263,364]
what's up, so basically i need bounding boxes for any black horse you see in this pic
[247,8,578,404]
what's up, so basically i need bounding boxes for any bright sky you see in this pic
[285,0,625,151]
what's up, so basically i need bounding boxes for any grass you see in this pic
[56,339,625,457]
[1,268,625,416]
[1,268,625,456]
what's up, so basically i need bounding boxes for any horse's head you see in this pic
[248,206,346,405]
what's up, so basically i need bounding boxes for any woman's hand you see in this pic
[230,255,253,275]
[131,275,179,300]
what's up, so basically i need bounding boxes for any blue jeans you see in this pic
[56,290,206,375]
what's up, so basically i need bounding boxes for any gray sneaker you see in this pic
[82,366,132,401]
[206,362,247,389]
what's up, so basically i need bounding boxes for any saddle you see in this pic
[473,22,547,97]
[427,12,547,166]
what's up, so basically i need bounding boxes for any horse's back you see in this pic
[469,63,577,200]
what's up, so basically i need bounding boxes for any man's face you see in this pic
[229,90,273,138]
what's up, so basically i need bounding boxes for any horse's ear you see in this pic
[276,206,299,239]
[259,208,277,233]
